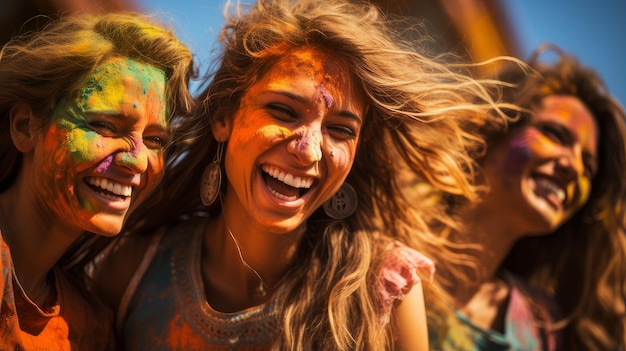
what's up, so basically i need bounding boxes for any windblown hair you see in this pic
[0,13,196,287]
[123,0,518,349]
[0,12,196,193]
[495,45,626,351]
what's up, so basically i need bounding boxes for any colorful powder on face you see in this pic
[296,128,322,161]
[316,83,334,108]
[503,134,532,176]
[575,175,592,207]
[77,58,166,125]
[51,118,100,164]
[253,125,294,146]
[95,155,114,173]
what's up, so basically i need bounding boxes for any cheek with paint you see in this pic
[250,125,294,151]
[51,118,106,172]
[526,127,560,157]
[38,119,103,215]
[503,133,532,177]
[572,175,592,209]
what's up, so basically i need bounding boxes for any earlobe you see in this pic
[10,103,37,153]
[211,117,233,143]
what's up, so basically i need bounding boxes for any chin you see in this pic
[86,217,125,237]
[522,209,565,236]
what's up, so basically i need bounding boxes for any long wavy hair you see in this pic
[0,12,196,283]
[122,0,518,349]
[495,45,626,351]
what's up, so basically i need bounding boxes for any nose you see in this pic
[287,125,323,165]
[114,140,149,174]
[555,146,585,181]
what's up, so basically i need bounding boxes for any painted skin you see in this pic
[30,57,168,236]
[214,46,367,234]
[480,94,598,235]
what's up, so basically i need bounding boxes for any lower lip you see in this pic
[258,173,307,210]
[531,177,563,211]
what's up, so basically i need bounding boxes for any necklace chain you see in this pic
[225,221,287,298]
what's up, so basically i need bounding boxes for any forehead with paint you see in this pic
[76,57,168,124]
[48,57,168,172]
[264,46,365,116]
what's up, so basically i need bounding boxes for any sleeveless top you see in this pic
[0,231,115,351]
[121,219,434,350]
[429,271,559,351]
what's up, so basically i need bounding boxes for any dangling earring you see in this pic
[200,142,224,206]
[323,182,358,219]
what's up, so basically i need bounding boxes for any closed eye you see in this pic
[539,123,572,145]
[267,103,297,121]
[326,125,356,139]
[90,121,117,135]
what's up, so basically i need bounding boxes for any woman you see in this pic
[429,46,626,350]
[92,0,518,349]
[0,13,195,350]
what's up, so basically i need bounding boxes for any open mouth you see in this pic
[261,164,314,201]
[533,175,566,207]
[85,176,132,201]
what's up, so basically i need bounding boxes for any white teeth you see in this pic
[267,188,298,202]
[86,177,132,197]
[536,178,565,203]
[261,165,314,189]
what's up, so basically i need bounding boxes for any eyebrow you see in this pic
[271,90,364,124]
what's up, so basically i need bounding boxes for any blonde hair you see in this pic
[0,13,196,290]
[0,12,195,192]
[125,0,518,349]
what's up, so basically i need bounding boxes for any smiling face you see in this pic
[215,46,366,233]
[481,95,598,235]
[30,57,168,236]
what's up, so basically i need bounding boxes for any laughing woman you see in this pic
[91,0,519,350]
[0,13,194,350]
[429,46,626,351]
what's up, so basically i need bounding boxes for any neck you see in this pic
[201,209,300,311]
[0,188,77,303]
[445,203,521,307]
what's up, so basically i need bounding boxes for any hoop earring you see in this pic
[323,182,357,219]
[200,142,224,206]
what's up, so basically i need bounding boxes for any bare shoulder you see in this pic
[90,232,155,312]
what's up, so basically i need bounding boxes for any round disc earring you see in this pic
[200,142,224,206]
[323,182,358,219]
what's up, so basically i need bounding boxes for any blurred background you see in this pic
[1,0,623,105]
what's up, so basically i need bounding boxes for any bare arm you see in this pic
[393,279,429,351]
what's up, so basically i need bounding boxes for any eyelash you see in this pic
[90,121,116,133]
[144,136,168,149]
[541,125,565,142]
[91,121,168,150]
[266,103,357,139]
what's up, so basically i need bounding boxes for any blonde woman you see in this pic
[0,13,194,350]
[91,0,517,349]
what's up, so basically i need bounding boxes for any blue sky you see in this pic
[139,0,625,105]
